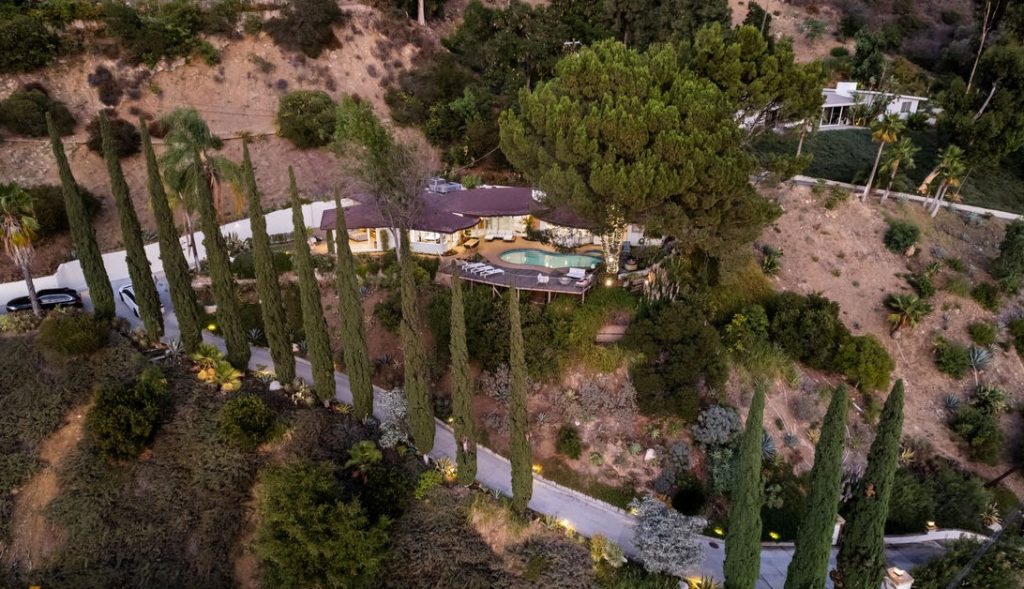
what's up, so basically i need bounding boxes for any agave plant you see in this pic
[762,431,777,459]
[689,577,721,589]
[898,446,916,465]
[246,327,266,346]
[760,244,783,276]
[434,456,457,482]
[943,393,962,411]
[783,432,798,448]
[166,339,185,358]
[971,384,1008,413]
[982,502,1002,527]
[885,293,933,335]
[969,345,993,385]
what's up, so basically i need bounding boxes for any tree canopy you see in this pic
[500,39,779,261]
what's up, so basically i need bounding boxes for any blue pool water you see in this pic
[499,248,601,269]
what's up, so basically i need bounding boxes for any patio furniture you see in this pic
[567,267,587,280]
[485,232,497,241]
[558,276,572,286]
[470,265,495,275]
[464,237,480,249]
[502,231,516,242]
[537,273,550,285]
[480,267,505,278]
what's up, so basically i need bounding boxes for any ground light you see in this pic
[532,464,543,474]
[768,531,781,540]
[207,323,217,331]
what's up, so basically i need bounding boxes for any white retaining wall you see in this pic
[0,199,340,310]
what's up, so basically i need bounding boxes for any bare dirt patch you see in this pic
[728,0,849,63]
[1,403,89,572]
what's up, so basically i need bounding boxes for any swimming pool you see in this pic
[499,249,601,270]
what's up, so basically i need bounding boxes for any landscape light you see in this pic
[532,464,543,474]
[768,531,780,540]
[207,323,217,331]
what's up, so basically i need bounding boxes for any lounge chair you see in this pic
[485,232,497,242]
[537,273,550,285]
[460,261,487,271]
[469,265,494,275]
[567,267,587,280]
[502,231,516,242]
[479,267,505,278]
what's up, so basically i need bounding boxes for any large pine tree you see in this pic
[333,194,374,419]
[450,272,477,484]
[242,141,294,383]
[832,380,905,589]
[47,112,114,320]
[193,144,249,369]
[508,288,532,515]
[100,113,163,341]
[400,230,434,453]
[724,382,766,588]
[786,386,849,589]
[288,168,335,404]
[140,119,202,352]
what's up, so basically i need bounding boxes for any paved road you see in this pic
[107,276,959,587]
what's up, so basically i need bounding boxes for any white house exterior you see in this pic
[820,81,926,128]
[320,184,659,256]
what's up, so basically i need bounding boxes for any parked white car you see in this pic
[118,283,164,318]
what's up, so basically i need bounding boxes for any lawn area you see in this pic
[754,129,1024,214]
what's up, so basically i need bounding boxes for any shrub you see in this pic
[264,0,346,58]
[85,115,141,158]
[933,338,970,379]
[691,405,741,447]
[373,291,402,332]
[87,367,170,459]
[992,220,1024,293]
[0,88,75,136]
[38,308,107,357]
[883,219,920,253]
[0,311,43,333]
[1010,318,1024,356]
[414,469,443,500]
[885,468,935,533]
[629,495,706,577]
[253,460,390,588]
[277,90,337,148]
[835,334,894,392]
[0,15,59,73]
[217,393,278,450]
[929,461,994,531]
[766,292,850,371]
[970,282,1001,312]
[231,249,292,278]
[556,425,582,459]
[104,0,204,66]
[949,406,1004,464]
[671,474,707,516]
[967,322,998,347]
[912,537,1024,588]
[625,302,727,417]
[200,0,244,35]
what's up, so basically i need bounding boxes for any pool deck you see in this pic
[441,239,601,300]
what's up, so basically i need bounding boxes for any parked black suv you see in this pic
[5,288,83,313]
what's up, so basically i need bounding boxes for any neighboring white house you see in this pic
[820,81,926,128]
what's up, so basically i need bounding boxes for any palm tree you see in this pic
[0,183,42,316]
[885,293,933,335]
[927,145,967,218]
[158,108,241,266]
[879,137,918,203]
[861,114,905,201]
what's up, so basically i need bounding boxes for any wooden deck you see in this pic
[451,264,597,300]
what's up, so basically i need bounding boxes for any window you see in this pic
[901,101,912,113]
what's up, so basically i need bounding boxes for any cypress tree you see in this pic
[508,288,532,515]
[193,144,249,369]
[785,386,849,589]
[333,194,374,419]
[140,119,202,352]
[450,273,476,484]
[242,141,294,383]
[47,112,114,320]
[288,168,335,404]
[100,113,163,341]
[400,229,434,453]
[723,382,766,589]
[832,380,905,589]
